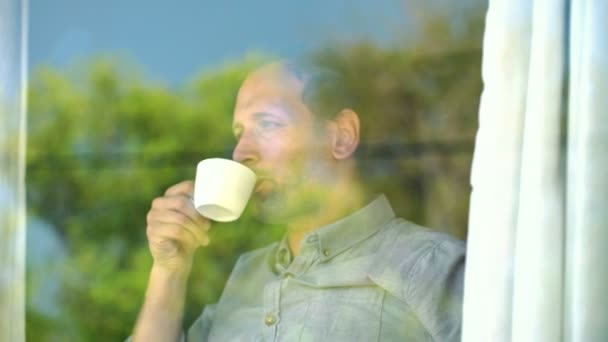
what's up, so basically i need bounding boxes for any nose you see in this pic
[232,130,259,167]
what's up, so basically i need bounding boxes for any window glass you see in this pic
[27,1,486,340]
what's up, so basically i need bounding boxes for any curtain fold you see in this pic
[463,0,608,341]
[511,0,565,340]
[462,0,531,339]
[0,0,28,341]
[565,0,608,341]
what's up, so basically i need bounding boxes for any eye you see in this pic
[258,119,283,130]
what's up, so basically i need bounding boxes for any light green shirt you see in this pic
[187,195,465,341]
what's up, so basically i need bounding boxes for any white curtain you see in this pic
[462,0,608,341]
[0,0,28,341]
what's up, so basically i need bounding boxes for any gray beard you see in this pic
[252,187,324,225]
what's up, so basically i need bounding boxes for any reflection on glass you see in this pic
[1,0,28,341]
[26,1,485,340]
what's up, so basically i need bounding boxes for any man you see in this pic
[131,61,465,341]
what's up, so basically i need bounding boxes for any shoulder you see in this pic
[229,241,278,279]
[370,218,465,268]
[369,218,465,341]
[367,217,465,305]
[221,241,279,294]
[234,242,278,269]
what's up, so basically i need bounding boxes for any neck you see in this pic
[286,177,367,256]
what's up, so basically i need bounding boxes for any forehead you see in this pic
[233,66,307,120]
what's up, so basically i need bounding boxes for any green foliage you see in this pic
[26,56,274,341]
[26,15,483,340]
[312,29,482,238]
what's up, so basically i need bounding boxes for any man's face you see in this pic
[231,66,335,223]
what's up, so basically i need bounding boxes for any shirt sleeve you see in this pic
[406,239,465,342]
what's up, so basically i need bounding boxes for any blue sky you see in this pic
[29,0,485,85]
[29,0,418,86]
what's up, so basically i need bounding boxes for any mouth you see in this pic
[253,177,274,197]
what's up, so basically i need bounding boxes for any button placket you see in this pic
[281,233,320,279]
[262,281,281,341]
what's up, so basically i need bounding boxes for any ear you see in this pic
[330,109,360,160]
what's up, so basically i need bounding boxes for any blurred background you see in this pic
[26,0,486,340]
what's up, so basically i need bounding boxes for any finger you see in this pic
[151,195,210,231]
[165,180,195,197]
[147,221,202,251]
[147,208,210,246]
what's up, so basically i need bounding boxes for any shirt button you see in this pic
[278,248,288,264]
[264,314,278,326]
[323,249,330,256]
[306,235,318,243]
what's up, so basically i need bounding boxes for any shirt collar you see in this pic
[272,194,395,269]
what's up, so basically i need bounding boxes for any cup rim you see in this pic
[197,158,256,179]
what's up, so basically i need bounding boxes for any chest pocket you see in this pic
[299,286,384,342]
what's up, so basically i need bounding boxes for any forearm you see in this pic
[132,265,190,342]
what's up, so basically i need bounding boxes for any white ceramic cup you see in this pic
[193,158,257,222]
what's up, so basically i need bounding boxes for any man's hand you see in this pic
[146,180,211,273]
[133,180,211,341]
